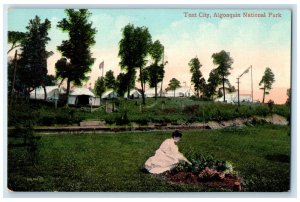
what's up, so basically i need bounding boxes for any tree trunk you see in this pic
[155,84,157,100]
[223,77,226,102]
[9,50,18,108]
[66,79,71,97]
[127,86,130,99]
[43,85,47,100]
[262,86,266,103]
[140,67,145,105]
[174,89,175,97]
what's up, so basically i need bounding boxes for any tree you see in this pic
[116,73,128,97]
[94,77,106,98]
[259,67,275,103]
[118,24,152,104]
[104,70,116,90]
[189,57,205,97]
[8,31,26,54]
[18,16,51,99]
[211,50,233,102]
[56,9,97,96]
[147,40,165,100]
[44,75,57,86]
[286,88,291,106]
[168,78,181,97]
[203,68,221,100]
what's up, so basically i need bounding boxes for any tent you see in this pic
[165,86,195,97]
[215,93,252,104]
[123,89,142,99]
[101,89,118,99]
[30,86,60,101]
[68,87,100,106]
[144,88,165,98]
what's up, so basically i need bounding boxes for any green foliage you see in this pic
[116,73,129,97]
[211,50,233,102]
[189,57,205,97]
[8,31,26,53]
[94,77,106,98]
[56,9,97,95]
[259,67,275,103]
[204,68,221,99]
[168,78,181,97]
[104,70,116,90]
[118,24,152,103]
[18,16,51,95]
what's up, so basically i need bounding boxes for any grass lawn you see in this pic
[7,125,290,192]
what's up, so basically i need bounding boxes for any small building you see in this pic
[101,89,118,99]
[30,86,61,101]
[68,87,100,106]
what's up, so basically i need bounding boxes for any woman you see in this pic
[144,130,191,174]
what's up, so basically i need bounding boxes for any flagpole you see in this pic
[251,65,253,103]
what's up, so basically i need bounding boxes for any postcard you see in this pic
[6,6,292,194]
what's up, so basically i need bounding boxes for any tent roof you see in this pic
[30,86,59,95]
[102,89,117,97]
[69,87,95,97]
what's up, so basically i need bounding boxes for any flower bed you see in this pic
[162,154,242,191]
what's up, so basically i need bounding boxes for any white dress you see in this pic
[144,138,187,174]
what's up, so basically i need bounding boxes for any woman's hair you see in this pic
[172,130,183,138]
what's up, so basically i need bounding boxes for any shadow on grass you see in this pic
[265,154,290,163]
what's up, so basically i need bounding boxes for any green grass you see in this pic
[8,98,290,126]
[8,125,290,192]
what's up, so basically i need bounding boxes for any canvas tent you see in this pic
[123,89,142,99]
[68,87,100,106]
[101,89,118,99]
[30,86,60,101]
[144,88,165,98]
[165,86,195,97]
[215,93,252,104]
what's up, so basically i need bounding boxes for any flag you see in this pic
[239,66,251,77]
[99,61,104,69]
[243,66,251,74]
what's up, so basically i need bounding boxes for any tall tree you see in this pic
[56,9,97,96]
[259,67,275,103]
[118,24,152,104]
[189,57,205,97]
[147,40,165,100]
[211,50,233,102]
[104,70,116,90]
[168,78,181,97]
[18,16,51,99]
[203,68,221,100]
[94,77,106,98]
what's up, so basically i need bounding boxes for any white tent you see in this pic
[144,88,165,98]
[101,89,118,99]
[30,86,60,101]
[165,86,195,97]
[123,89,142,99]
[68,87,100,106]
[215,93,252,104]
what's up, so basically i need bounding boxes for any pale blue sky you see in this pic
[7,8,292,103]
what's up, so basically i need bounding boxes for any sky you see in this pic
[7,8,292,104]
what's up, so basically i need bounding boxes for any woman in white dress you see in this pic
[144,130,191,174]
